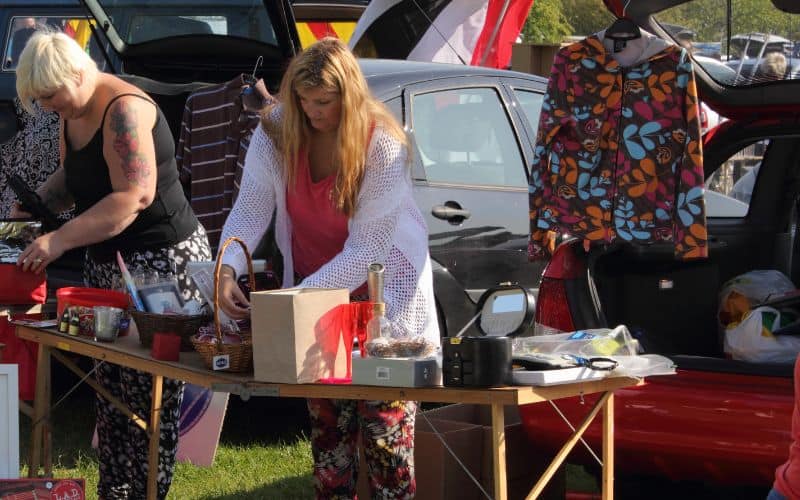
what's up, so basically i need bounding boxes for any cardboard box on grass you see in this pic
[356,416,483,500]
[423,403,565,500]
[250,287,349,384]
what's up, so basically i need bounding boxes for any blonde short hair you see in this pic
[15,30,97,113]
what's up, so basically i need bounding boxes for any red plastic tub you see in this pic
[56,287,130,319]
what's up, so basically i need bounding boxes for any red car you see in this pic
[522,0,800,497]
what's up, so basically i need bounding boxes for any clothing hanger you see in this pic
[605,0,641,41]
[243,55,263,86]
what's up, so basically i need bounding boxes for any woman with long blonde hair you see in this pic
[218,37,439,498]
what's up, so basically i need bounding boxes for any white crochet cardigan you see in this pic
[220,115,440,345]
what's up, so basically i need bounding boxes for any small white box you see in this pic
[352,354,442,387]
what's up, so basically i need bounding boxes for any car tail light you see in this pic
[534,276,575,334]
[533,240,585,335]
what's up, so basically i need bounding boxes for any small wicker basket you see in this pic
[191,237,254,373]
[131,310,209,352]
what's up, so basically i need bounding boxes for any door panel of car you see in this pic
[403,79,543,300]
[707,134,800,284]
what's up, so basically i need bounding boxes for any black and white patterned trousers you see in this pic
[84,225,212,500]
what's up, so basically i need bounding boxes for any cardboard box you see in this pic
[250,288,349,384]
[351,355,442,387]
[511,43,561,77]
[357,417,483,500]
[423,403,565,500]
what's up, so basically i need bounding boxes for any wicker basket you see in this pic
[191,237,254,373]
[131,310,209,352]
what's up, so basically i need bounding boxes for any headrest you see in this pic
[428,102,493,153]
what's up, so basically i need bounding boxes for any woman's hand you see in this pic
[217,265,251,320]
[17,232,66,274]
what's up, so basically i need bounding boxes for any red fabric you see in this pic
[0,314,40,400]
[286,150,349,278]
[602,0,625,18]
[774,354,800,498]
[0,264,46,304]
[470,0,535,68]
[307,22,338,40]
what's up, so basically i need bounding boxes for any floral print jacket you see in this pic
[528,35,708,261]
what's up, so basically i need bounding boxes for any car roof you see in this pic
[358,58,546,97]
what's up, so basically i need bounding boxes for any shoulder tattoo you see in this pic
[109,100,151,187]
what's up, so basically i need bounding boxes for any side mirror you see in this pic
[474,283,535,337]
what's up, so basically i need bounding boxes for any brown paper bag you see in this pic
[250,287,350,383]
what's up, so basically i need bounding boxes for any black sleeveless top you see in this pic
[63,93,197,262]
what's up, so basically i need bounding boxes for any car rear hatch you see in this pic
[616,0,800,120]
[79,0,300,84]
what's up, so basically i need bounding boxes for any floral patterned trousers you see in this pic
[307,398,417,500]
[84,225,211,499]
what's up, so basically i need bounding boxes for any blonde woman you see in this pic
[14,30,211,499]
[218,37,439,498]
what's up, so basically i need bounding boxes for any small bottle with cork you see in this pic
[67,308,80,337]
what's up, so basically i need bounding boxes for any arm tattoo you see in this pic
[109,100,151,187]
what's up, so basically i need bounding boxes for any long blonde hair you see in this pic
[264,37,407,217]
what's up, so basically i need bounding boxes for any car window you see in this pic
[94,0,279,46]
[657,0,800,86]
[705,139,769,217]
[513,88,543,140]
[3,16,108,72]
[411,87,526,188]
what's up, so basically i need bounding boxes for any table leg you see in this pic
[146,374,164,500]
[29,343,51,477]
[527,391,612,500]
[602,392,614,500]
[492,403,508,500]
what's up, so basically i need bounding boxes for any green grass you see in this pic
[19,371,316,500]
[17,365,598,499]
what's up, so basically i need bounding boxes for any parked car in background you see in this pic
[526,0,800,497]
[724,32,800,83]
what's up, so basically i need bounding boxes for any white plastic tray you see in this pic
[512,367,609,386]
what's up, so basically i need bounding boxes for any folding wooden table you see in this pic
[16,323,641,500]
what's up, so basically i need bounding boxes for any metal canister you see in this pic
[366,263,385,303]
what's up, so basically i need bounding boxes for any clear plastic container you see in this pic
[513,325,640,358]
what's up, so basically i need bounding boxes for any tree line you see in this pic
[521,0,800,47]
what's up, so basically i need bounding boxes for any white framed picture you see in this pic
[138,281,184,314]
[0,364,19,479]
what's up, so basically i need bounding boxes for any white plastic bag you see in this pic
[723,306,800,363]
[718,270,796,328]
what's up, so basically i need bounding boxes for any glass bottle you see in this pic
[67,309,80,336]
[58,308,70,333]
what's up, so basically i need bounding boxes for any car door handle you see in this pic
[432,202,471,224]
